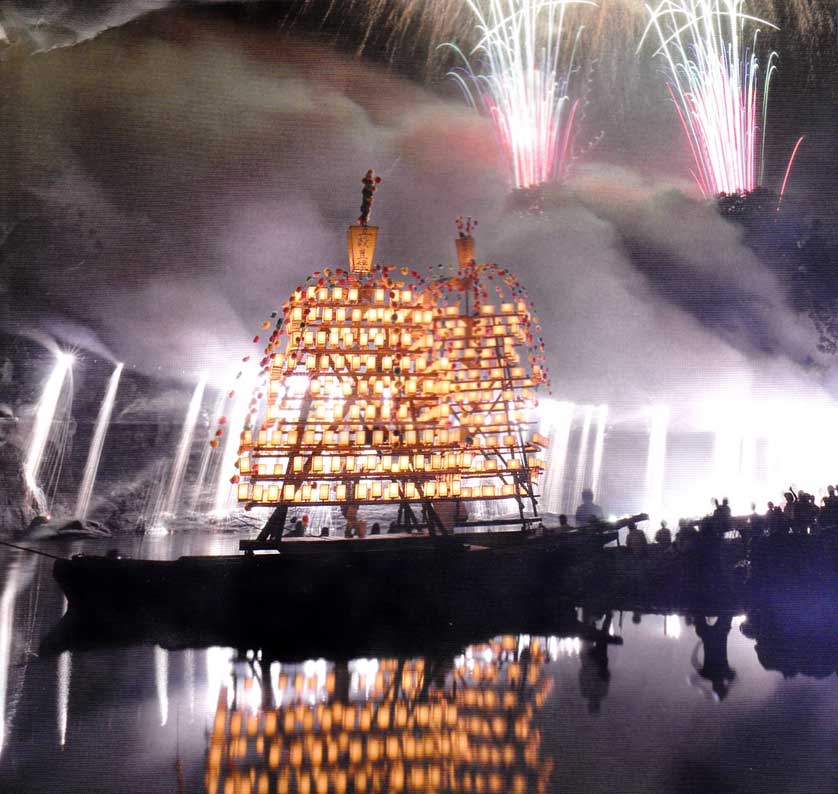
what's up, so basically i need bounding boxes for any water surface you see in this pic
[0,535,834,794]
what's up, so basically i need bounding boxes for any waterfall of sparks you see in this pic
[570,404,594,515]
[640,0,779,196]
[590,404,608,496]
[76,363,123,519]
[163,377,207,517]
[24,352,73,494]
[644,406,670,528]
[188,391,225,514]
[213,367,261,515]
[539,400,575,515]
[445,0,594,189]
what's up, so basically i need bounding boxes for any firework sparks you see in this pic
[640,0,780,196]
[443,0,595,190]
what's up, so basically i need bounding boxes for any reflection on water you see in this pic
[0,537,834,793]
[0,555,36,757]
[206,636,553,794]
[57,650,71,748]
[207,637,554,794]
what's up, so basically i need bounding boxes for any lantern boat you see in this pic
[51,173,624,625]
[227,186,553,550]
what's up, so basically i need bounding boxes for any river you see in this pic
[0,534,835,794]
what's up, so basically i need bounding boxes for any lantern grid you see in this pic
[221,183,548,534]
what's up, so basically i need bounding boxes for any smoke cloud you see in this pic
[1,5,835,431]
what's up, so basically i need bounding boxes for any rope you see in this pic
[0,538,66,561]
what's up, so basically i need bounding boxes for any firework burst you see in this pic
[639,0,783,196]
[443,1,595,190]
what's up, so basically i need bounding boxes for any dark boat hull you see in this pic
[53,534,608,641]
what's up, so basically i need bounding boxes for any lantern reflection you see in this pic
[205,635,555,794]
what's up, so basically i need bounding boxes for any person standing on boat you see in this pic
[654,520,672,548]
[625,521,648,556]
[674,519,699,554]
[288,518,305,537]
[341,503,359,537]
[574,489,603,526]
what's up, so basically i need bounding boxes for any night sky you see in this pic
[2,0,838,430]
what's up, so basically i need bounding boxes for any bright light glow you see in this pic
[184,648,195,721]
[446,0,595,189]
[539,400,575,514]
[205,647,233,714]
[644,405,670,527]
[640,0,779,196]
[547,635,582,660]
[590,404,608,497]
[163,376,207,516]
[25,353,73,493]
[664,613,682,639]
[76,363,123,519]
[350,658,380,698]
[155,646,168,727]
[57,651,71,748]
[571,404,594,512]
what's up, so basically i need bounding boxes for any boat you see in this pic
[51,522,627,639]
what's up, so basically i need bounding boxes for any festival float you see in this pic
[48,172,629,635]
[231,176,551,548]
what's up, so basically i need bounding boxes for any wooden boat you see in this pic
[52,524,625,640]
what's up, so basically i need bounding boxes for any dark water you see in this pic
[0,535,835,794]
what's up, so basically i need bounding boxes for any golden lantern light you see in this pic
[206,636,555,794]
[421,218,550,525]
[226,180,551,537]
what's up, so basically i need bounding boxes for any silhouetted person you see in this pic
[558,514,569,531]
[387,520,400,534]
[288,519,305,537]
[783,490,797,528]
[693,614,736,700]
[575,488,603,526]
[626,521,648,556]
[793,491,818,533]
[742,502,763,545]
[712,497,732,536]
[370,522,381,535]
[675,519,699,554]
[820,486,838,529]
[768,503,787,535]
[654,520,672,548]
[320,526,330,537]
